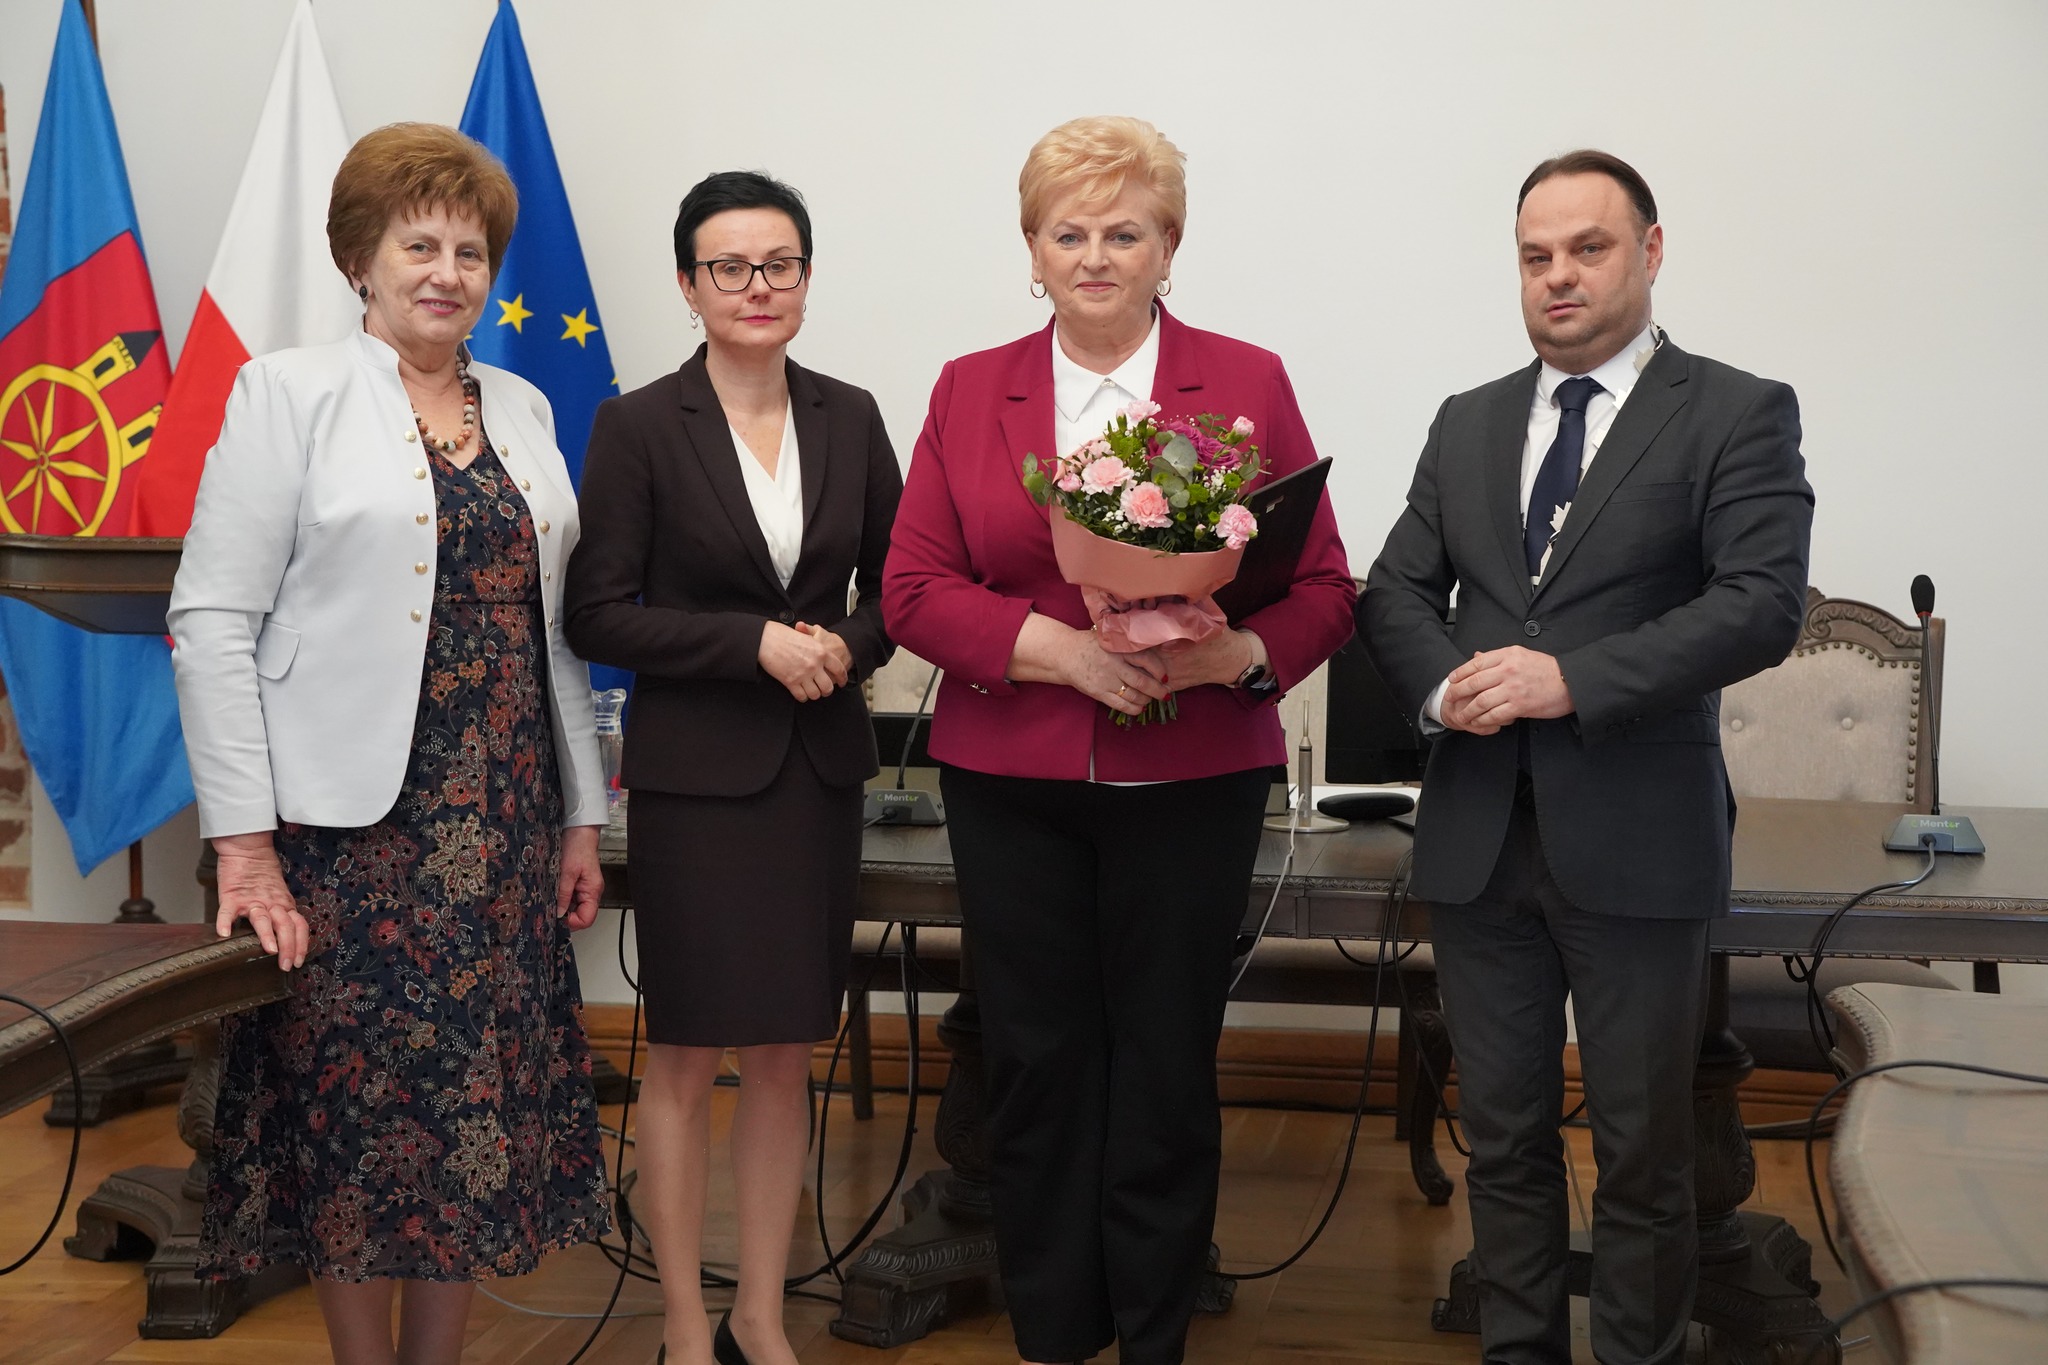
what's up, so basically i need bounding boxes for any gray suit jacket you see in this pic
[1361,338,1814,919]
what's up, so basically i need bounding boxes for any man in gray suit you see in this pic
[1362,150,1813,1364]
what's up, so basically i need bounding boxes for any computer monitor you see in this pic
[1323,629,1433,784]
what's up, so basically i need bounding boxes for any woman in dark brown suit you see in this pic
[563,171,901,1365]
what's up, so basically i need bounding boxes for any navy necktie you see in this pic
[1525,375,1602,578]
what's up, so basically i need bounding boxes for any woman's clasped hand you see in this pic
[758,618,852,701]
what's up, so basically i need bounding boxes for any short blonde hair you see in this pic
[328,123,518,283]
[1018,116,1187,245]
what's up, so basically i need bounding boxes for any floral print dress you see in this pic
[200,434,610,1282]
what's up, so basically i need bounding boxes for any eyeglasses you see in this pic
[691,256,810,292]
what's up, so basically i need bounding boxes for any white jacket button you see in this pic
[538,520,550,534]
[416,512,429,525]
[520,479,532,491]
[414,562,428,574]
[405,430,418,443]
[413,467,427,480]
[410,609,423,622]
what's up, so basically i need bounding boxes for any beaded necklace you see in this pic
[413,361,479,454]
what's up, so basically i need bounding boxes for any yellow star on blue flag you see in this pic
[496,294,533,332]
[560,308,598,347]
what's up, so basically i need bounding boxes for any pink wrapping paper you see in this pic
[1049,507,1244,653]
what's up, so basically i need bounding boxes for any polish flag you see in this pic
[132,0,354,536]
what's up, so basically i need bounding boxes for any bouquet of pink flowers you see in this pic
[1022,400,1262,724]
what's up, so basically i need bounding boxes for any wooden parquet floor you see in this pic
[0,1082,1848,1364]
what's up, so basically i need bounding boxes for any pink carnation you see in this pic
[1087,438,1114,457]
[1080,456,1134,494]
[1056,466,1083,493]
[1120,481,1173,529]
[1118,399,1161,423]
[1217,502,1258,549]
[1231,415,1256,438]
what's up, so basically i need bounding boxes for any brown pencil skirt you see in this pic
[626,739,862,1047]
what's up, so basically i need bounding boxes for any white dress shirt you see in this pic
[731,410,803,588]
[1423,324,1662,728]
[1052,312,1160,459]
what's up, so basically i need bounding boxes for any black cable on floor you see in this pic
[1220,849,1409,1281]
[0,992,83,1277]
[802,924,922,1287]
[1802,1056,2048,1274]
[560,922,644,1364]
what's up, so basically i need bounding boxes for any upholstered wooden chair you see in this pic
[1718,588,1963,1074]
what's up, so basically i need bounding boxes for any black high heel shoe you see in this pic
[712,1311,752,1365]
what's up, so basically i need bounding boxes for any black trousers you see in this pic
[940,763,1271,1365]
[1430,779,1710,1365]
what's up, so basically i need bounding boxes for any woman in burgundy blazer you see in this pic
[564,172,901,1365]
[882,118,1353,1365]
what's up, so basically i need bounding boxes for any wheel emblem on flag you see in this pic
[0,332,161,535]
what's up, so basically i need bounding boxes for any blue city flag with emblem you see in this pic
[459,0,627,694]
[0,0,193,874]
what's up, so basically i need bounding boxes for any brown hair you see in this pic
[1517,149,1657,234]
[1019,116,1187,245]
[327,123,518,282]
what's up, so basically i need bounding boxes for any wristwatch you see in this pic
[1235,659,1279,700]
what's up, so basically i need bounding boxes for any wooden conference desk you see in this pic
[602,796,2048,1362]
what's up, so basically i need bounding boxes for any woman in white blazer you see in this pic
[168,124,609,1365]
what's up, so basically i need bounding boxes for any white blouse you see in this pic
[731,410,803,588]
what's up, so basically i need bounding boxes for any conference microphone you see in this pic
[863,664,946,827]
[1884,574,1984,853]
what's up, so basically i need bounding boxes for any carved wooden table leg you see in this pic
[1435,954,1841,1363]
[832,942,1001,1346]
[1401,970,1457,1207]
[65,1020,305,1337]
[63,844,305,1338]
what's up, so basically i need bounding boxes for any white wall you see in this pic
[3,0,2044,992]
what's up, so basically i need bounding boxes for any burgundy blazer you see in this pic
[882,307,1355,782]
[564,349,901,797]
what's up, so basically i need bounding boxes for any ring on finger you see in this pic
[1116,683,1130,699]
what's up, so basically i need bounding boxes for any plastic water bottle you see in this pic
[591,688,627,827]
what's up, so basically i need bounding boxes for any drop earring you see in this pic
[688,311,700,330]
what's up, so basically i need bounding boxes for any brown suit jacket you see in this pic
[563,348,902,797]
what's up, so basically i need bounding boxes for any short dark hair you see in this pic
[672,170,814,274]
[1517,149,1657,234]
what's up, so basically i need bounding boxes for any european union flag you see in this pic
[459,0,615,476]
[459,0,627,692]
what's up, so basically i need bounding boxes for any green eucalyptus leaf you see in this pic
[1157,431,1198,479]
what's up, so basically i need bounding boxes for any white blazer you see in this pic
[169,328,605,838]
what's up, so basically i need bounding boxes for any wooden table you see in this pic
[1826,982,2048,1364]
[0,922,286,1119]
[0,921,295,1338]
[604,796,2048,1361]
